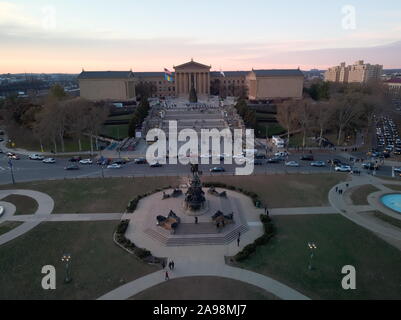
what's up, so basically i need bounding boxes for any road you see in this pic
[0,151,398,185]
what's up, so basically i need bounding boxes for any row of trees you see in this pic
[1,85,108,153]
[128,99,150,138]
[277,81,391,147]
[234,99,257,128]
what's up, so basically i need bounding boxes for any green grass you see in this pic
[256,122,285,138]
[349,185,380,205]
[233,214,401,300]
[7,136,94,153]
[204,174,346,208]
[131,276,278,300]
[372,211,401,229]
[0,177,180,214]
[100,124,128,140]
[0,221,23,236]
[2,195,38,215]
[0,221,159,300]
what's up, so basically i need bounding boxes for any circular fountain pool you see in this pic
[381,194,401,213]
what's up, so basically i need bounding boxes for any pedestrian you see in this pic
[171,261,175,270]
[335,187,338,193]
[237,232,241,247]
[165,271,169,281]
[168,261,172,270]
[195,217,198,224]
[346,183,349,188]
[266,209,270,217]
[216,222,220,229]
[162,260,166,269]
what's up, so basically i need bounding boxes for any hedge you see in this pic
[115,220,151,260]
[234,214,275,262]
[127,186,173,212]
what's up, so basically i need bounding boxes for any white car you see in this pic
[311,161,326,167]
[79,159,93,165]
[42,158,56,164]
[394,167,401,174]
[285,161,299,167]
[107,163,122,169]
[29,154,44,160]
[335,165,352,172]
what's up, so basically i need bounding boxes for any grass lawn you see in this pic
[204,174,346,208]
[1,195,38,215]
[0,221,23,236]
[0,221,159,300]
[256,122,285,139]
[349,185,380,205]
[384,184,401,192]
[372,211,401,229]
[131,276,279,300]
[233,214,401,300]
[0,177,180,214]
[0,174,345,213]
[100,124,128,140]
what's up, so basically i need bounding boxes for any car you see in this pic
[7,152,20,160]
[335,165,352,172]
[69,156,82,162]
[363,162,379,170]
[311,161,326,167]
[327,159,343,166]
[394,167,401,174]
[0,138,4,142]
[29,154,44,160]
[64,165,79,170]
[275,152,289,158]
[149,162,162,168]
[300,154,314,161]
[79,159,93,165]
[285,161,300,167]
[113,159,127,165]
[134,158,147,164]
[42,158,56,164]
[107,163,122,169]
[267,157,282,163]
[210,167,226,172]
[97,158,111,166]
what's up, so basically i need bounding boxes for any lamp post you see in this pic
[308,242,317,271]
[8,159,15,185]
[61,253,72,283]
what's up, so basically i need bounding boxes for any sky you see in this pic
[0,0,400,73]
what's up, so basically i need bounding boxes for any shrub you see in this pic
[135,248,151,259]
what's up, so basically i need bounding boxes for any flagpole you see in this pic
[8,160,15,184]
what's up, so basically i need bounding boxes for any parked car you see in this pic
[210,167,225,172]
[285,161,300,167]
[43,158,56,164]
[275,152,289,158]
[335,165,352,172]
[267,157,282,163]
[134,158,147,164]
[69,156,82,162]
[327,159,342,166]
[79,159,93,165]
[394,167,401,174]
[107,163,122,169]
[311,161,326,167]
[113,159,127,165]
[300,155,314,161]
[64,165,79,170]
[29,154,44,160]
[362,162,379,171]
[149,162,162,168]
[97,158,111,166]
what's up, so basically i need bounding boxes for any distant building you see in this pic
[246,69,304,100]
[324,61,383,84]
[384,79,401,97]
[78,60,305,101]
[78,71,136,101]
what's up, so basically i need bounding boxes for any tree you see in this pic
[276,100,299,144]
[312,101,334,147]
[49,84,67,100]
[295,100,315,148]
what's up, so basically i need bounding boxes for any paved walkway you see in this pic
[328,175,401,243]
[8,213,124,222]
[0,190,54,245]
[98,259,309,300]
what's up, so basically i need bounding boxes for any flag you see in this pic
[164,68,174,82]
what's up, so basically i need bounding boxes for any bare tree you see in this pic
[277,100,299,144]
[294,99,315,148]
[312,101,335,147]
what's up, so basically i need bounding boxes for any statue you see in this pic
[185,172,205,211]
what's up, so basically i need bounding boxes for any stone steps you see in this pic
[144,223,249,247]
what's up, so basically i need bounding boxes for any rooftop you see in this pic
[78,71,135,80]
[251,69,304,77]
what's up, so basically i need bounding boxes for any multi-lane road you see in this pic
[0,152,397,185]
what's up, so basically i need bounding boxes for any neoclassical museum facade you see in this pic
[78,59,304,102]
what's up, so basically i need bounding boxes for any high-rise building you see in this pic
[324,61,383,84]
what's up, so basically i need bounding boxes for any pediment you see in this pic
[174,60,211,71]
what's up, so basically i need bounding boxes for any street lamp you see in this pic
[307,242,317,271]
[61,253,72,283]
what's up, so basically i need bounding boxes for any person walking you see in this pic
[171,260,175,270]
[165,271,169,281]
[162,260,166,269]
[195,217,198,224]
[335,187,338,193]
[237,233,241,247]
